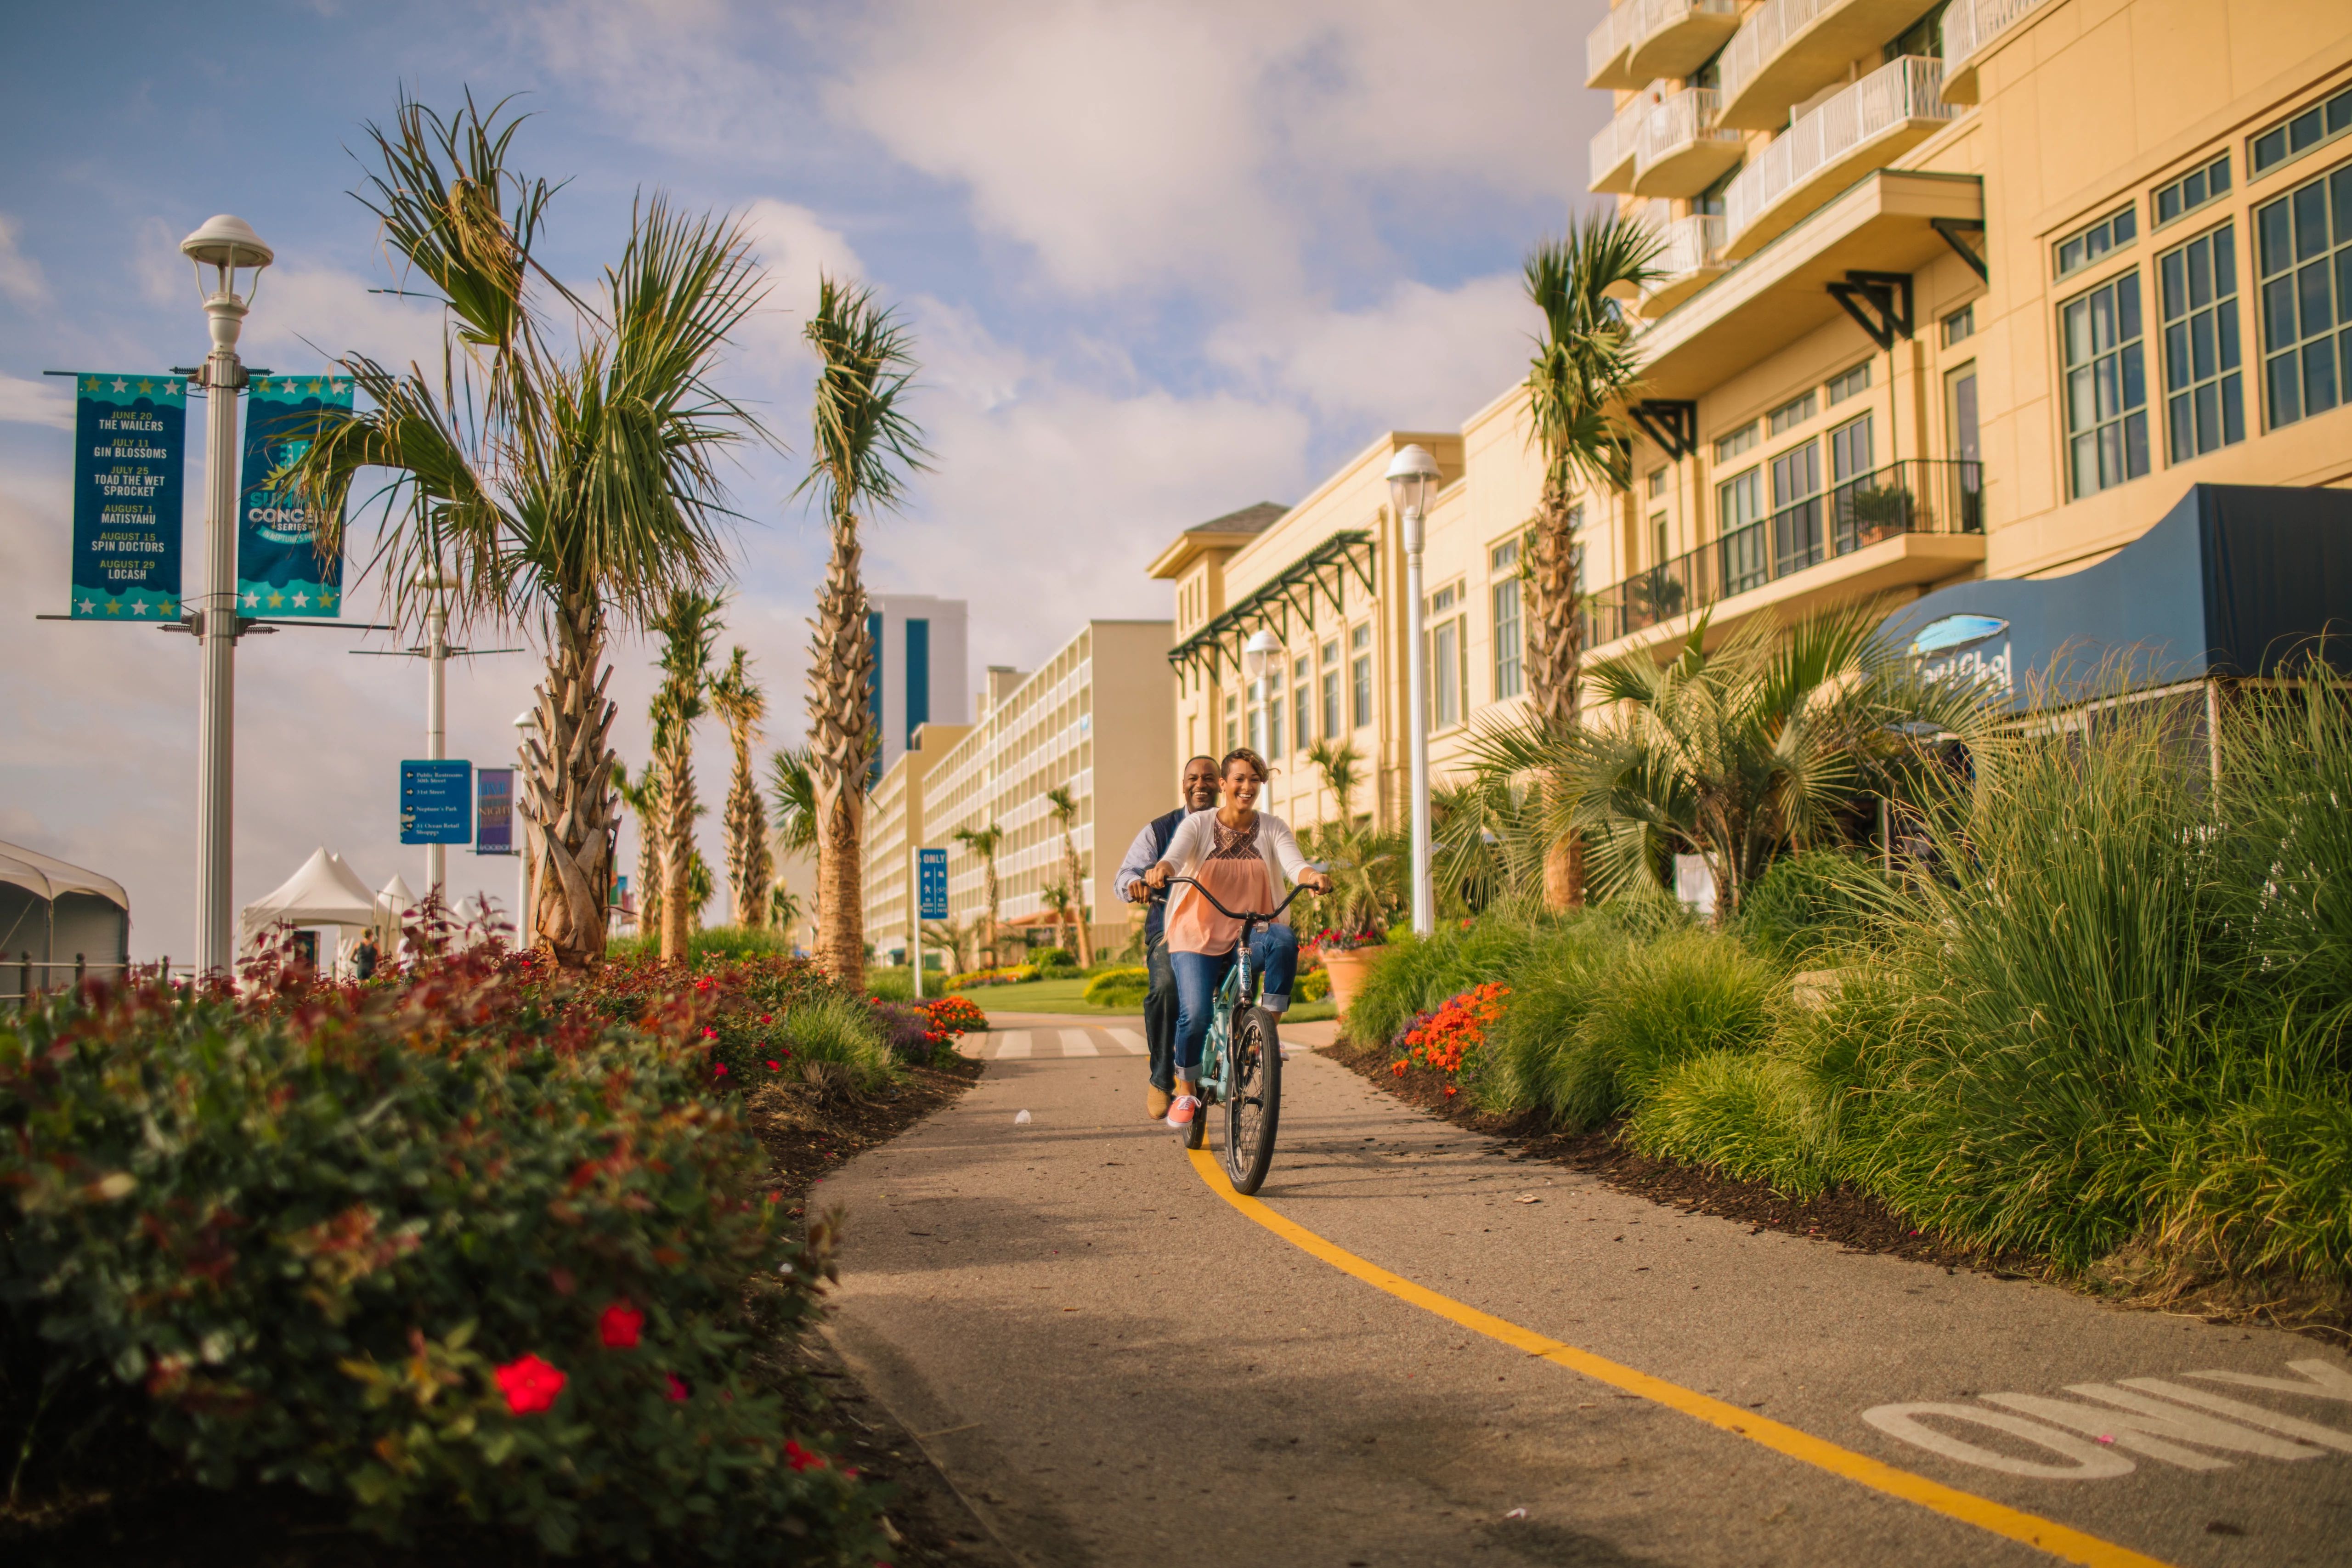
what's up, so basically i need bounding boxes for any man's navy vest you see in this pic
[1142,805,1185,945]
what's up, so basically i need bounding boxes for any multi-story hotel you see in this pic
[1156,0,2352,837]
[861,621,1175,967]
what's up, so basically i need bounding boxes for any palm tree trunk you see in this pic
[1525,481,1588,912]
[1061,834,1094,966]
[725,736,771,928]
[523,591,620,968]
[660,745,696,960]
[635,787,664,939]
[984,863,1001,968]
[807,516,873,984]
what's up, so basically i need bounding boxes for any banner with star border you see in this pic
[69,373,187,621]
[236,374,353,618]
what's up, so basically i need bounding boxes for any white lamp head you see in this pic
[1385,443,1442,525]
[513,708,539,733]
[1243,627,1282,681]
[180,214,273,306]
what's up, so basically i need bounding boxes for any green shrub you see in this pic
[1082,966,1150,1008]
[1344,914,1549,1048]
[0,957,882,1561]
[762,996,897,1091]
[1735,848,1893,965]
[605,923,799,963]
[1295,968,1330,1004]
[864,965,917,1002]
[1031,945,1077,974]
[1475,919,1632,1116]
[1624,1050,1831,1194]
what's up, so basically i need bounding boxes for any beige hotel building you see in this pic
[1154,0,2352,838]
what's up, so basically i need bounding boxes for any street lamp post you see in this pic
[1385,444,1442,936]
[180,215,272,977]
[418,565,459,904]
[1243,628,1283,817]
[512,708,540,951]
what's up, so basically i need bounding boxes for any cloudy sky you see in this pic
[0,0,1610,960]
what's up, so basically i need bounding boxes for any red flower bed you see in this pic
[1393,982,1510,1076]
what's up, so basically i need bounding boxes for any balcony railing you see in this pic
[1723,56,1954,249]
[1640,213,1729,315]
[1634,87,1743,197]
[1588,95,1650,194]
[1940,0,2054,102]
[1585,4,1641,90]
[1718,0,1836,123]
[1626,0,1742,82]
[1582,459,1983,647]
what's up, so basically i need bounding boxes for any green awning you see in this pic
[1166,529,1377,683]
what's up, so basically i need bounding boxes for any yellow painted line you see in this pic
[1186,1147,2178,1568]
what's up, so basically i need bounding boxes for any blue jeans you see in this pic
[1170,923,1298,1082]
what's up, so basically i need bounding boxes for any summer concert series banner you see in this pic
[236,374,353,617]
[68,373,187,620]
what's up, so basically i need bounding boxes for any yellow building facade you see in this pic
[1155,0,2352,838]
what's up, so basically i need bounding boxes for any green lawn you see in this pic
[967,974,1334,1024]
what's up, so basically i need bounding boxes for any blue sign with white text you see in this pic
[237,375,353,617]
[917,848,949,920]
[69,373,187,619]
[401,760,474,845]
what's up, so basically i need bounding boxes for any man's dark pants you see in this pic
[1144,933,1176,1094]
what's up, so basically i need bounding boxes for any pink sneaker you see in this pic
[1165,1094,1199,1128]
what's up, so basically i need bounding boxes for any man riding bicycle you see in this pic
[1114,754,1222,1121]
[1140,748,1329,1129]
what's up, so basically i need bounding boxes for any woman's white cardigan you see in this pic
[1155,810,1311,934]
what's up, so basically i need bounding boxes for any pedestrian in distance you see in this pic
[1115,754,1222,1121]
[349,931,380,982]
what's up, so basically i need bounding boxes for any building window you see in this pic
[1320,639,1342,737]
[2250,85,2352,179]
[1942,303,1975,346]
[1771,440,1822,575]
[2056,205,2137,279]
[1646,467,1668,499]
[2159,221,2245,460]
[2061,270,2150,497]
[2154,153,2231,228]
[1826,361,1871,405]
[1292,655,1312,753]
[1766,390,1816,435]
[1718,466,1766,593]
[1266,663,1285,757]
[1651,512,1670,565]
[1489,539,1522,700]
[1426,584,1464,731]
[1830,413,1874,483]
[1713,420,1758,462]
[1224,692,1238,752]
[2256,161,2351,429]
[1350,623,1373,730]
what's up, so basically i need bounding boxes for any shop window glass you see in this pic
[2061,271,2150,496]
[2255,159,2352,429]
[2159,221,2245,459]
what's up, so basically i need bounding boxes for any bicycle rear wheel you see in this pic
[1221,1007,1281,1194]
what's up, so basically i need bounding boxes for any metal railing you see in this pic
[1632,0,1740,53]
[1635,88,1736,182]
[6,954,134,1004]
[1586,3,1632,85]
[1648,212,1728,285]
[1588,94,1651,192]
[1941,0,2054,84]
[1724,56,1954,244]
[1719,0,1840,114]
[1583,459,1983,647]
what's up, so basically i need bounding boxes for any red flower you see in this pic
[785,1438,827,1472]
[759,1013,773,1024]
[599,1300,645,1349]
[1390,1060,1408,1078]
[664,1372,690,1402]
[702,1026,718,1040]
[713,1063,730,1076]
[766,1059,781,1070]
[695,977,714,993]
[495,1354,566,1415]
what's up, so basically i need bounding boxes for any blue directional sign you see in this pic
[400,760,474,845]
[917,847,950,920]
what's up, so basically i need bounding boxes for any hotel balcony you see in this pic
[1586,4,1644,91]
[1633,88,1744,198]
[1589,95,1649,195]
[1625,0,1743,84]
[1722,57,1956,259]
[1940,0,2056,104]
[1583,459,1986,654]
[1638,212,1730,318]
[1717,0,1949,130]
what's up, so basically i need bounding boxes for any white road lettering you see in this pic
[1981,1387,2320,1470]
[1860,1403,2137,1479]
[2123,1378,2352,1453]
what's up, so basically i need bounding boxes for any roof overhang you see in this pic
[1147,528,1271,581]
[1636,170,1985,402]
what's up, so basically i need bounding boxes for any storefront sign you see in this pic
[237,375,352,617]
[400,760,474,845]
[68,373,187,620]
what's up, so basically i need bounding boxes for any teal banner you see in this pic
[69,372,187,620]
[237,374,353,617]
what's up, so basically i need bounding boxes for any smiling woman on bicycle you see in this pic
[1141,747,1331,1129]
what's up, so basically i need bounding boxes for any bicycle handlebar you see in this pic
[1161,875,1316,926]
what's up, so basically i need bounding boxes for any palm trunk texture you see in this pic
[807,518,873,983]
[659,744,697,961]
[522,594,620,968]
[1060,833,1094,967]
[725,739,772,929]
[1526,481,1588,912]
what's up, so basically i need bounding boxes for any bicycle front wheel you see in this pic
[1221,1007,1282,1194]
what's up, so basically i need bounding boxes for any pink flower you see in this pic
[599,1300,645,1349]
[664,1372,690,1403]
[495,1354,566,1415]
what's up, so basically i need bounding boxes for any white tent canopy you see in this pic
[240,848,379,946]
[0,842,128,908]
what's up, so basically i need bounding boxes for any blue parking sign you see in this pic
[917,847,949,920]
[401,760,474,845]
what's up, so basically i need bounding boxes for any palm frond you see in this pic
[797,274,930,526]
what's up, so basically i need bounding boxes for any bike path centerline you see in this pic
[1184,1146,2179,1568]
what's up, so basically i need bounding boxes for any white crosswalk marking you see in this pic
[995,1031,1033,1059]
[1059,1029,1100,1057]
[1105,1028,1148,1056]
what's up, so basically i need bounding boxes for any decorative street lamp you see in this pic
[1385,442,1442,936]
[512,708,539,951]
[417,564,460,903]
[1243,627,1283,819]
[180,215,272,977]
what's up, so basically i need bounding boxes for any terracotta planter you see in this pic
[1318,947,1381,1017]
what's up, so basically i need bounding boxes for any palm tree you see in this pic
[1304,738,1363,823]
[1298,740,1403,939]
[799,276,929,986]
[1467,604,2000,921]
[952,823,1006,968]
[650,590,722,959]
[1039,879,1075,954]
[769,883,804,938]
[283,94,767,967]
[612,759,664,940]
[922,916,977,973]
[1521,216,1664,910]
[1041,784,1095,967]
[709,646,773,928]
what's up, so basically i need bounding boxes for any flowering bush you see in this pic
[0,951,883,1562]
[1392,981,1510,1077]
[922,995,988,1036]
[1306,926,1387,954]
[942,963,1038,991]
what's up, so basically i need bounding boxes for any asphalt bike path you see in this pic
[820,1013,2351,1568]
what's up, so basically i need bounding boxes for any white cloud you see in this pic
[1209,272,1531,430]
[0,213,52,308]
[0,374,74,430]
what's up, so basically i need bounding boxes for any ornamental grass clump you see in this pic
[0,949,883,1562]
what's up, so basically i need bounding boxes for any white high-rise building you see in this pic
[866,595,970,781]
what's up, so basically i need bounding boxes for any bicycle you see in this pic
[1159,873,1318,1196]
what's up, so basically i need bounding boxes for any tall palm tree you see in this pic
[284,94,768,967]
[1304,738,1362,823]
[650,590,723,959]
[709,646,773,928]
[799,276,929,985]
[952,823,1006,968]
[1521,216,1663,910]
[1039,879,1075,954]
[612,758,663,940]
[1041,784,1095,967]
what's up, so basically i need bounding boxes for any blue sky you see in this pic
[0,0,1610,957]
